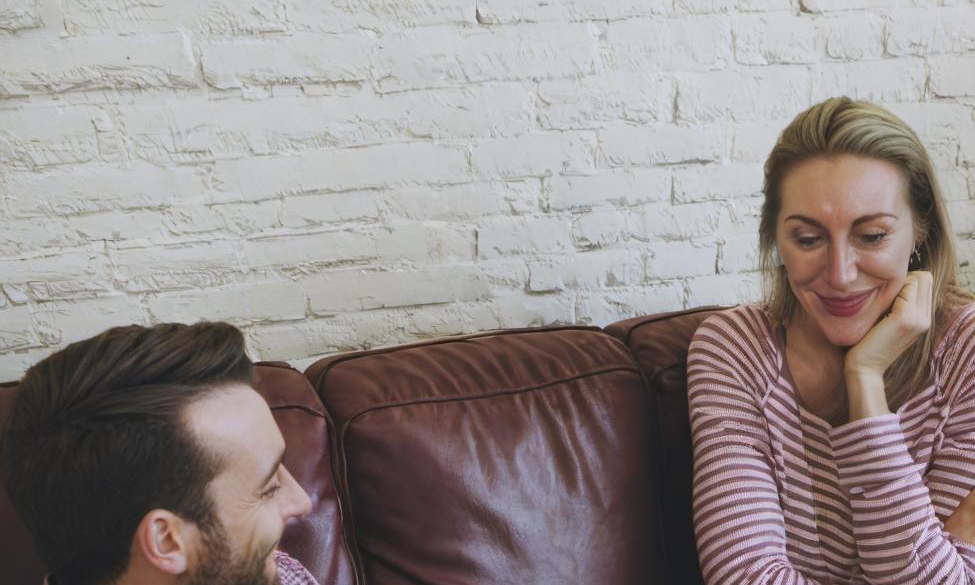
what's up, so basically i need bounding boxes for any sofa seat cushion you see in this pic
[306,327,665,585]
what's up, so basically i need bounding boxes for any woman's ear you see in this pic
[132,509,193,576]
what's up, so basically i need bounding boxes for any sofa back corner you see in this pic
[604,306,730,585]
[253,361,356,585]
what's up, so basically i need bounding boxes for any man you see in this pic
[1,322,320,585]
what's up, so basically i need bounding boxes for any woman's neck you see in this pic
[784,311,848,424]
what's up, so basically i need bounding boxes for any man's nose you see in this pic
[279,465,313,519]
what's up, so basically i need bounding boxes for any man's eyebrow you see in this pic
[783,212,898,228]
[257,448,286,490]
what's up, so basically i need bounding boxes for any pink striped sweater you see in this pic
[688,303,975,584]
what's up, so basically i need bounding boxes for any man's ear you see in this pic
[132,509,195,575]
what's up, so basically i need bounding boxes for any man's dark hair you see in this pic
[1,322,254,585]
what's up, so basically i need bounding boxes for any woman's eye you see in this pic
[859,232,887,245]
[794,235,821,247]
[261,483,282,499]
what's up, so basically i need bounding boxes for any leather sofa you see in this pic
[0,306,723,585]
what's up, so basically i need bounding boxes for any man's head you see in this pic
[183,383,311,585]
[1,322,311,585]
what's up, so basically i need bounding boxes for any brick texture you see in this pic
[1,2,974,379]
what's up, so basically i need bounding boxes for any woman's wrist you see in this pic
[844,367,890,421]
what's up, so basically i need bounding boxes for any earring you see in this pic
[772,246,783,267]
[910,247,922,269]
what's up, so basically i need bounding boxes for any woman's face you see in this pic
[775,155,916,347]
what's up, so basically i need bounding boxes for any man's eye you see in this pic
[261,484,282,499]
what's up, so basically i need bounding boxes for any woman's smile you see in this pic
[776,155,915,348]
[816,289,876,318]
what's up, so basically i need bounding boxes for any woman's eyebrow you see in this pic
[783,212,898,228]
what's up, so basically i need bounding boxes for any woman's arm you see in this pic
[835,295,975,584]
[689,314,827,585]
[832,413,975,583]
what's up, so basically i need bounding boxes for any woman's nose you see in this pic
[827,243,857,289]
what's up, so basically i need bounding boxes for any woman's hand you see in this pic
[945,487,975,544]
[844,271,933,420]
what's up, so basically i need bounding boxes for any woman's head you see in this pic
[760,97,961,326]
[773,155,917,348]
[759,97,970,405]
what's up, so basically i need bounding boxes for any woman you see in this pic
[688,97,975,584]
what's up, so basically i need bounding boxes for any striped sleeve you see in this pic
[688,309,826,585]
[830,304,975,584]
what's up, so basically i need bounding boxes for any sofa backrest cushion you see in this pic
[604,306,728,585]
[305,327,665,585]
[0,363,349,585]
[253,362,355,585]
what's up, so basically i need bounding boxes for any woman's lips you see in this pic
[817,290,874,317]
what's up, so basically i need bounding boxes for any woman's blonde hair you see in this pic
[759,96,973,407]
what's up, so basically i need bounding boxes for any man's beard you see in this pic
[184,518,280,585]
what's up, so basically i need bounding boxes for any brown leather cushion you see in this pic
[306,327,665,585]
[604,306,728,585]
[254,362,355,585]
[0,364,350,585]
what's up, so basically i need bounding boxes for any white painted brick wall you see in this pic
[600,124,725,167]
[476,0,670,23]
[676,67,811,123]
[734,16,817,65]
[304,265,490,313]
[471,131,596,179]
[2,1,974,380]
[601,17,732,72]
[537,73,675,129]
[201,33,374,90]
[648,241,718,279]
[576,283,686,325]
[527,249,644,292]
[672,164,762,203]
[1,34,198,96]
[811,58,928,103]
[147,280,308,325]
[477,217,573,259]
[546,169,670,211]
[33,295,148,346]
[384,182,541,220]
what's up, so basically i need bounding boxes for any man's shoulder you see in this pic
[274,550,321,585]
